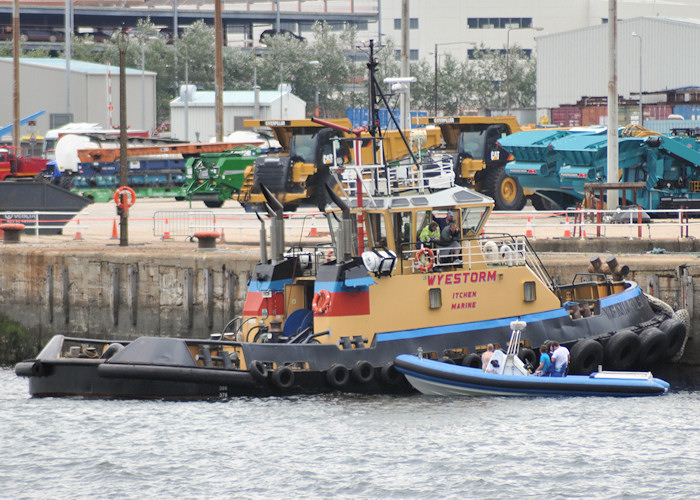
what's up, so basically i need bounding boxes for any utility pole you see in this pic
[118,29,129,246]
[12,0,19,148]
[214,0,224,142]
[399,0,409,130]
[606,0,619,209]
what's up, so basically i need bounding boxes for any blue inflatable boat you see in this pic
[394,354,670,397]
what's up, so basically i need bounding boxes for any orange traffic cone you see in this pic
[111,218,119,240]
[308,216,319,237]
[563,214,572,238]
[74,219,84,240]
[162,218,172,241]
[219,227,226,243]
[525,217,534,238]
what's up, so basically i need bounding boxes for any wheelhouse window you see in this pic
[461,206,488,237]
[366,212,388,249]
[392,211,413,254]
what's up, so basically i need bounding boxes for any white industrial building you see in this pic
[377,0,700,63]
[536,17,700,116]
[169,86,306,142]
[0,58,156,136]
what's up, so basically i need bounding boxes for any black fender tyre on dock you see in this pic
[635,327,667,367]
[569,339,604,375]
[604,330,641,370]
[271,366,295,389]
[461,353,482,368]
[659,318,687,360]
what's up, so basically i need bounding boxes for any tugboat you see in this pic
[15,43,687,399]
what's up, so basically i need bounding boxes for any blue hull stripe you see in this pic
[376,308,568,343]
[314,281,370,293]
[599,282,641,307]
[248,278,293,293]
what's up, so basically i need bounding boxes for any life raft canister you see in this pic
[312,289,331,315]
[415,247,435,272]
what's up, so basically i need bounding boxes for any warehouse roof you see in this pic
[0,58,153,75]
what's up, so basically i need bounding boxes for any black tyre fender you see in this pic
[248,360,268,382]
[461,353,482,368]
[440,356,455,364]
[635,327,667,367]
[270,366,295,389]
[569,339,604,375]
[351,360,374,384]
[659,318,687,360]
[380,362,402,385]
[604,330,641,370]
[518,348,537,369]
[326,363,350,388]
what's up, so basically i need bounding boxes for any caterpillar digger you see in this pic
[414,116,530,210]
[237,118,442,211]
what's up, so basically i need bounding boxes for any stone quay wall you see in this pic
[0,242,697,363]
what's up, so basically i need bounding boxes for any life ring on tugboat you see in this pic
[113,186,136,209]
[312,289,331,315]
[415,247,435,272]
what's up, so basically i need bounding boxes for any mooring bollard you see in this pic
[193,231,221,249]
[0,223,26,243]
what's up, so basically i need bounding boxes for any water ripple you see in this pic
[2,369,700,498]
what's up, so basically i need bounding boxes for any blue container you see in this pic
[672,105,700,120]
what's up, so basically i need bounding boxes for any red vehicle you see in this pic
[0,146,49,181]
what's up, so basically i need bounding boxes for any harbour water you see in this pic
[2,368,700,499]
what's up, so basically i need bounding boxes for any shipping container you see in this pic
[346,108,427,129]
[551,106,581,127]
[643,104,673,121]
[581,106,607,126]
[672,104,700,120]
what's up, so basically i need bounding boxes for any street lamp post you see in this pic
[632,31,642,125]
[433,41,475,116]
[506,26,543,114]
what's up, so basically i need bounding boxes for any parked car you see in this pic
[20,28,64,42]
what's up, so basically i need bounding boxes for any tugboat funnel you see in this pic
[325,183,354,261]
[260,183,285,264]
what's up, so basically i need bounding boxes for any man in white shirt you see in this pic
[550,341,570,377]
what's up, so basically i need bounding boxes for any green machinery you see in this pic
[184,145,260,208]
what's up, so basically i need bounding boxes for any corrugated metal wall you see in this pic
[0,60,156,135]
[537,18,700,110]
